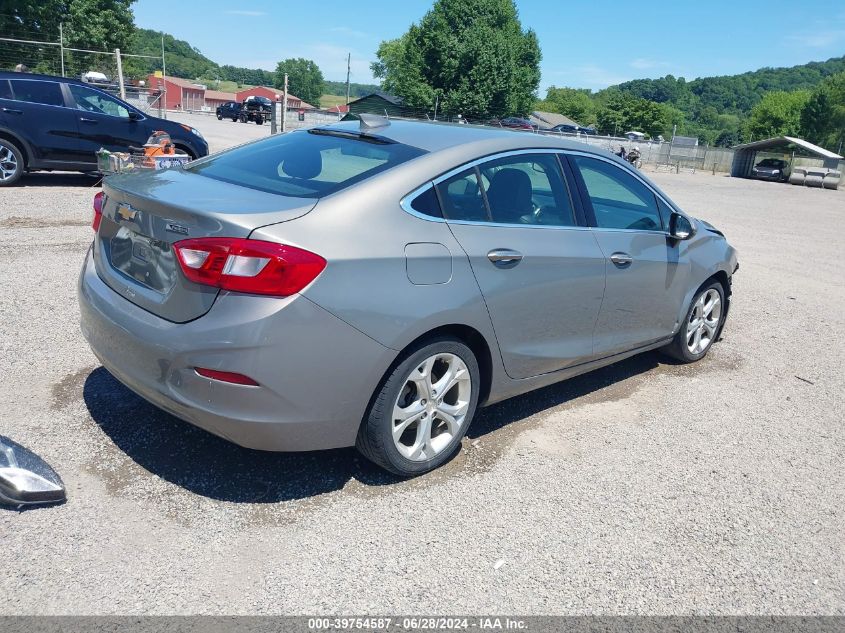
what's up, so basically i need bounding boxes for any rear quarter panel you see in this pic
[249,158,509,402]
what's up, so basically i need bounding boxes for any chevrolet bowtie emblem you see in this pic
[116,203,137,222]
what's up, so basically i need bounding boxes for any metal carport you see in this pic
[731,136,843,178]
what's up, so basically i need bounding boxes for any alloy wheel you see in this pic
[392,353,472,462]
[0,145,18,182]
[686,288,721,354]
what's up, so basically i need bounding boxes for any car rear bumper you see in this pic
[78,246,392,451]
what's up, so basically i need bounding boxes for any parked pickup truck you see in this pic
[216,100,241,121]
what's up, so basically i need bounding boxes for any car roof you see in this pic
[0,71,93,87]
[320,119,606,155]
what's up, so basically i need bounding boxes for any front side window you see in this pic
[68,84,129,118]
[187,129,426,198]
[0,80,11,100]
[572,156,663,231]
[9,80,63,107]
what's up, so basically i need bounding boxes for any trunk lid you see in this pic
[93,168,316,322]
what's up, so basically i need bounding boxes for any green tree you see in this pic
[371,0,541,118]
[800,73,845,151]
[274,58,324,106]
[0,0,135,74]
[595,92,670,138]
[540,87,595,125]
[745,90,811,141]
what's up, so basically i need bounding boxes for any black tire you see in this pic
[356,337,480,476]
[661,280,726,363]
[0,138,24,187]
[216,114,222,120]
[255,117,263,125]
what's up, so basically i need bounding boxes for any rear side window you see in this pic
[477,153,575,226]
[0,80,11,100]
[187,129,425,198]
[9,80,64,107]
[572,156,663,231]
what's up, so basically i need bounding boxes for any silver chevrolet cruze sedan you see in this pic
[79,119,738,476]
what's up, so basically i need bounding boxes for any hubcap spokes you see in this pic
[0,146,18,181]
[686,289,721,354]
[392,353,472,462]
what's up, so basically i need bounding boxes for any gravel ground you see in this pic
[1,127,843,615]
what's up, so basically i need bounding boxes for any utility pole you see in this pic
[345,53,351,105]
[161,35,167,119]
[59,23,65,77]
[282,73,288,133]
[115,48,126,99]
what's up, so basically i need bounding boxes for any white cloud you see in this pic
[786,30,845,48]
[629,58,670,70]
[327,26,369,39]
[308,43,375,83]
[545,64,630,90]
[224,10,267,17]
[240,44,376,83]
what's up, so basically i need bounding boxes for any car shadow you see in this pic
[18,172,102,188]
[83,352,660,504]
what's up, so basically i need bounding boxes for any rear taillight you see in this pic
[172,238,326,297]
[92,191,104,232]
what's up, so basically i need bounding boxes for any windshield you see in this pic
[758,159,785,168]
[186,129,426,198]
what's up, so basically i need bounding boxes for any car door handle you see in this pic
[1,107,23,115]
[487,249,523,267]
[610,252,633,268]
[79,117,98,124]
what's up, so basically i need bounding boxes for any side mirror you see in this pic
[128,110,142,121]
[0,437,65,507]
[669,212,696,240]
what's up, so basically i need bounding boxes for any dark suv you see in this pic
[0,71,209,186]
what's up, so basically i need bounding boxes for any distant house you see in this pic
[342,92,413,120]
[326,104,350,115]
[529,111,581,130]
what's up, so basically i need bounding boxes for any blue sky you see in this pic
[132,0,845,92]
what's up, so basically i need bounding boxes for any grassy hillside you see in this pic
[616,55,845,116]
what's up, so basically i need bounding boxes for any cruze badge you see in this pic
[165,222,189,235]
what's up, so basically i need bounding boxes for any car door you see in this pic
[435,151,606,379]
[67,83,149,161]
[6,78,84,165]
[0,79,10,127]
[567,153,691,356]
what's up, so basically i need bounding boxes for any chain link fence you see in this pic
[0,23,166,115]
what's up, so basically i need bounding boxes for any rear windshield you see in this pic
[186,129,425,198]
